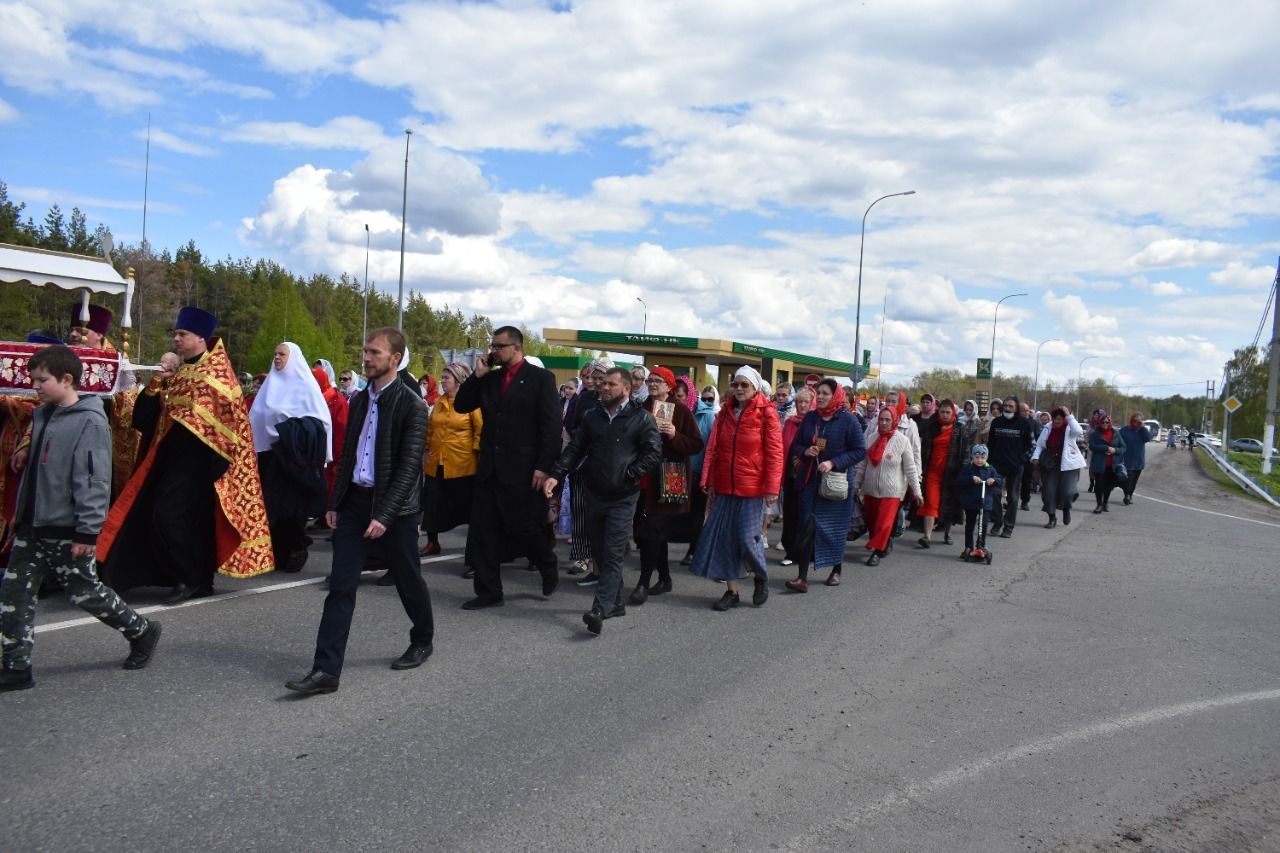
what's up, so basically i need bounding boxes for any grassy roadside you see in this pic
[1226,450,1280,496]
[1193,447,1275,504]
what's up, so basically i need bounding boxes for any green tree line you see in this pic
[0,181,578,377]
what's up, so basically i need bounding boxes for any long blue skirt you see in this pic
[797,476,857,568]
[689,494,768,581]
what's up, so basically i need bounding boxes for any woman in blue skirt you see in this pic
[689,366,784,611]
[783,379,866,592]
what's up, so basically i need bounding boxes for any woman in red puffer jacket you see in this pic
[690,366,783,612]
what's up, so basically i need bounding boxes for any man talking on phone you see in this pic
[454,326,563,610]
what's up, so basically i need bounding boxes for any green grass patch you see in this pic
[1226,450,1280,496]
[1193,448,1252,498]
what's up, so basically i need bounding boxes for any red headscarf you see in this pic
[815,380,848,419]
[418,372,439,406]
[311,367,332,392]
[867,409,896,466]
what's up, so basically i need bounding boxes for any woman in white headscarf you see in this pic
[689,366,783,611]
[250,342,333,572]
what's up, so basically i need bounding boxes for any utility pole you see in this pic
[1263,257,1280,474]
[1222,373,1232,450]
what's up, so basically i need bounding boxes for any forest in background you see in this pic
[0,181,1272,436]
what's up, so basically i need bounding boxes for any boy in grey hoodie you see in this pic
[0,346,161,691]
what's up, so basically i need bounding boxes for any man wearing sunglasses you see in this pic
[454,326,562,610]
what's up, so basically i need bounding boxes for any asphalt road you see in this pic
[5,442,1280,852]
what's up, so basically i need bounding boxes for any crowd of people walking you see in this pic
[0,307,1162,695]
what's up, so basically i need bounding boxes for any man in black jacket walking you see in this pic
[454,325,564,610]
[544,367,662,635]
[286,328,433,695]
[986,394,1037,538]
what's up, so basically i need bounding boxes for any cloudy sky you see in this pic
[3,0,1279,392]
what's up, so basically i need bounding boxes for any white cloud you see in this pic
[1210,261,1277,290]
[1128,239,1234,269]
[1148,281,1185,296]
[1043,290,1119,334]
[226,116,386,150]
[0,97,16,123]
[138,127,217,157]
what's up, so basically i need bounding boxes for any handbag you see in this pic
[818,468,848,501]
[1113,460,1129,482]
[1040,450,1061,471]
[658,461,691,505]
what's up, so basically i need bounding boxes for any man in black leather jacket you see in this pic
[544,367,662,635]
[287,327,433,695]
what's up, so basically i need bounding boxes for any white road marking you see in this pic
[34,553,459,634]
[779,686,1280,850]
[1136,493,1280,528]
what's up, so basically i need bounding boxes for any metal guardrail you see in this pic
[1199,444,1280,508]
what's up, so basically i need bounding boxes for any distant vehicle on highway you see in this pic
[1229,437,1277,454]
[1144,419,1162,438]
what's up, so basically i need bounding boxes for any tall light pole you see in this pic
[636,296,648,335]
[1077,355,1098,416]
[853,190,914,387]
[989,292,1028,401]
[361,223,371,349]
[397,129,412,331]
[1032,338,1061,412]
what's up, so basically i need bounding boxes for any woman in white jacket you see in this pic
[855,408,923,566]
[1030,405,1085,528]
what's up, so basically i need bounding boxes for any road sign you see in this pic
[849,366,865,384]
[862,349,872,370]
[976,358,992,380]
[1223,395,1243,413]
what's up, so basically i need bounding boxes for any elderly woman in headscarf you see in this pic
[778,384,814,568]
[628,366,703,604]
[250,342,333,572]
[1087,410,1127,514]
[420,361,484,562]
[856,406,922,566]
[783,378,865,592]
[689,365,783,611]
[630,364,649,404]
[674,374,697,412]
[337,368,365,400]
[680,382,721,566]
[1031,405,1085,527]
[310,366,349,501]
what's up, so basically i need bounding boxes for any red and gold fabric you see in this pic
[0,342,120,394]
[99,338,273,578]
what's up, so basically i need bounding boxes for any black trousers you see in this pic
[469,480,556,602]
[990,465,1023,531]
[1123,468,1143,498]
[149,459,217,591]
[312,487,434,676]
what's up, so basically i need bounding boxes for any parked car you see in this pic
[1229,438,1277,454]
[1193,432,1223,448]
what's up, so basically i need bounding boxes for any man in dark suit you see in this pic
[454,325,561,610]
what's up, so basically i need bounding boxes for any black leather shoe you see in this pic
[999,528,1013,538]
[541,571,558,597]
[712,590,740,611]
[583,609,604,635]
[0,667,34,691]
[752,577,768,607]
[1045,516,1057,529]
[605,604,626,619]
[163,584,193,605]
[648,579,673,597]
[375,571,396,586]
[462,567,476,580]
[123,620,162,670]
[1062,507,1071,525]
[628,584,649,606]
[1020,501,1030,511]
[391,642,433,670]
[285,669,339,695]
[461,596,504,610]
[866,553,880,566]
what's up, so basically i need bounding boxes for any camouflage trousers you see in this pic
[0,537,147,671]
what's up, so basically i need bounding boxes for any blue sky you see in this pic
[3,0,1279,395]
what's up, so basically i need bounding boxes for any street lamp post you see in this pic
[397,129,412,331]
[853,190,914,387]
[989,292,1028,401]
[1032,338,1061,412]
[361,223,370,349]
[1077,355,1099,415]
[636,296,648,335]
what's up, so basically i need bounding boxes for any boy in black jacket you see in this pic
[1,346,160,692]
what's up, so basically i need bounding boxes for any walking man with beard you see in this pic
[543,367,661,635]
[286,328,434,695]
[454,326,562,610]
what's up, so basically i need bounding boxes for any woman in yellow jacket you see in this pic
[420,362,483,562]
